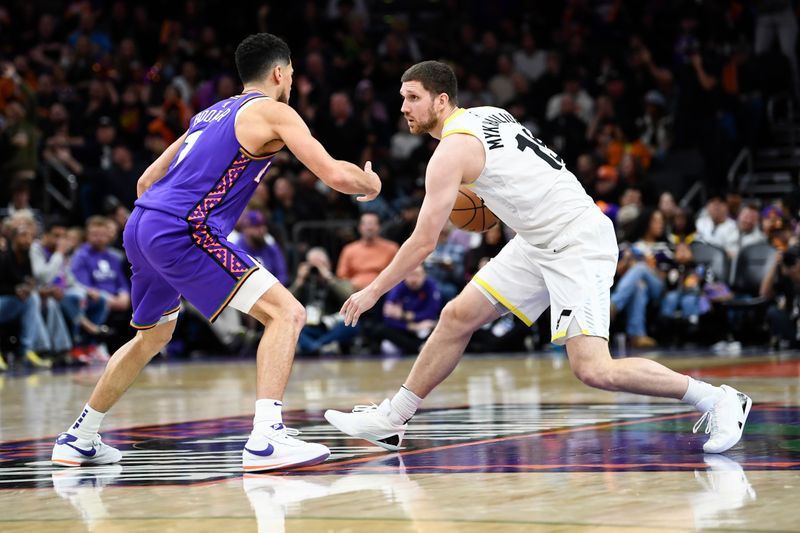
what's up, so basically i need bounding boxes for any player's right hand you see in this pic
[340,286,380,327]
[355,161,381,203]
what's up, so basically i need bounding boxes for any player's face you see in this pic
[276,62,294,104]
[400,81,438,135]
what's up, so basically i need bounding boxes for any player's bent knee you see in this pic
[286,301,306,331]
[135,323,175,354]
[571,360,616,391]
[440,300,479,334]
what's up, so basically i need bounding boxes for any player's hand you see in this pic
[356,161,380,203]
[340,286,379,327]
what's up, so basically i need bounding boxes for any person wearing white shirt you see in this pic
[733,204,766,255]
[696,196,739,257]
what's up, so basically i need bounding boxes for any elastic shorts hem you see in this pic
[472,276,533,327]
[130,304,181,330]
[209,265,279,322]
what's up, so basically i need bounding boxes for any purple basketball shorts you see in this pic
[123,207,277,329]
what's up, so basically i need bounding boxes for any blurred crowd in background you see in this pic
[2,0,800,370]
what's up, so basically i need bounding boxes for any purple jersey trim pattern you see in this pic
[186,152,252,280]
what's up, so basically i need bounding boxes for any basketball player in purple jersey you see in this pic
[52,34,380,472]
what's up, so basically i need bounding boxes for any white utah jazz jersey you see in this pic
[442,106,594,247]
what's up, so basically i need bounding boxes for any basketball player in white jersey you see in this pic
[325,61,751,454]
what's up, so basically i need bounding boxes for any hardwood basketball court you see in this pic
[1,352,798,532]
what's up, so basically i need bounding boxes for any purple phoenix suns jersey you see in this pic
[136,92,274,238]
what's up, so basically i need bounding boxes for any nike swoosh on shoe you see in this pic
[244,443,275,457]
[66,443,97,457]
[56,433,98,457]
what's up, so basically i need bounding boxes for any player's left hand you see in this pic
[355,161,381,203]
[340,287,379,327]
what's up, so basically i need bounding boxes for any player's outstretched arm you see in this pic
[136,131,188,198]
[270,103,381,201]
[340,136,467,326]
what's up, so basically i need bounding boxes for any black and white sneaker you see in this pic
[693,385,752,453]
[324,399,407,451]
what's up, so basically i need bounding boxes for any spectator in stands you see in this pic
[467,256,533,353]
[591,164,623,205]
[0,68,39,182]
[31,218,70,287]
[761,204,792,251]
[465,223,507,280]
[0,224,51,369]
[68,216,130,361]
[732,203,767,257]
[696,195,738,255]
[637,90,673,160]
[337,212,399,291]
[373,265,441,355]
[423,223,468,303]
[30,217,75,361]
[668,207,697,246]
[513,32,547,82]
[74,116,116,219]
[106,146,143,210]
[315,92,367,164]
[611,208,670,348]
[235,210,289,285]
[292,247,355,355]
[658,192,679,229]
[660,243,711,327]
[616,187,644,240]
[383,196,422,245]
[1,178,35,219]
[761,245,800,350]
[488,54,517,107]
[545,70,594,124]
[546,93,589,168]
[270,176,317,236]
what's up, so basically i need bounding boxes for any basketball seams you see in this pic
[455,190,477,227]
[450,187,498,232]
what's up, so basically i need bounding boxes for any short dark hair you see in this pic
[44,215,67,233]
[401,61,458,105]
[235,33,291,84]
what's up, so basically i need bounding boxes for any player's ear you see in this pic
[272,64,283,84]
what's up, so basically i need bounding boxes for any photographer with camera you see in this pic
[291,247,356,355]
[760,245,800,350]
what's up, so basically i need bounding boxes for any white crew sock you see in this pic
[388,385,423,426]
[254,399,283,434]
[69,404,105,441]
[682,377,724,413]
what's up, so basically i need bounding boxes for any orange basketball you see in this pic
[449,186,499,233]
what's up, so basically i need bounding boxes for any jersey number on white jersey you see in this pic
[515,127,564,170]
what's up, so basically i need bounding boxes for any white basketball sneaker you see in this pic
[693,385,752,453]
[242,423,330,472]
[324,399,407,451]
[51,433,122,467]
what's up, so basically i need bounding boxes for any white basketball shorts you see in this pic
[471,207,618,345]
